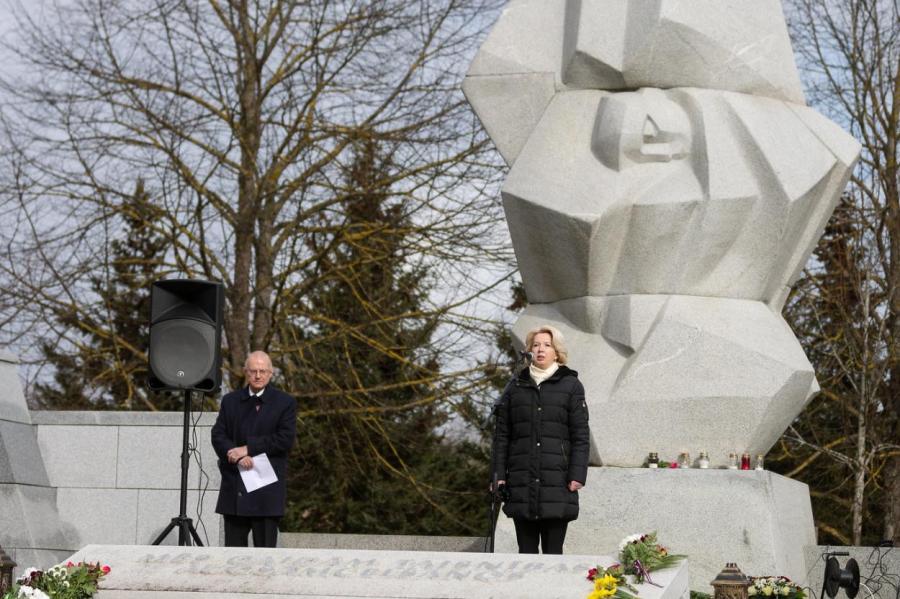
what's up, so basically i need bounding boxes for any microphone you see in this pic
[520,350,533,364]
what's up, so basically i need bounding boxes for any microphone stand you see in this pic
[486,351,531,553]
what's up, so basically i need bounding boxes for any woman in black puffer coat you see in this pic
[493,324,590,554]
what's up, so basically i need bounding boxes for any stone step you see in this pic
[65,544,690,599]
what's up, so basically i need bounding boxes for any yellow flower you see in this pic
[590,574,618,599]
[597,574,618,588]
[763,586,774,596]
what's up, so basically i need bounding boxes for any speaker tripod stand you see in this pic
[152,389,204,546]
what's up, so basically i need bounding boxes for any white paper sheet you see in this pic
[238,452,278,493]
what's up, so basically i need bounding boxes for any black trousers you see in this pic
[513,518,569,554]
[223,515,280,548]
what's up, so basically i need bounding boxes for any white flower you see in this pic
[781,587,790,596]
[18,587,49,599]
[618,533,644,551]
[749,587,758,596]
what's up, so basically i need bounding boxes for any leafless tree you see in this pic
[0,0,511,401]
[776,0,899,545]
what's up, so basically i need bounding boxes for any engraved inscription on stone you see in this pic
[138,552,592,583]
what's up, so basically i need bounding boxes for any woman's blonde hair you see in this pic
[524,324,568,365]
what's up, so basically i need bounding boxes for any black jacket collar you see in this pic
[517,364,578,385]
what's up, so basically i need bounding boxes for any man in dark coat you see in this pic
[212,351,297,547]
[493,325,590,554]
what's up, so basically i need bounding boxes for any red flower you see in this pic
[66,561,74,567]
[101,565,111,574]
[587,567,598,581]
[669,462,678,468]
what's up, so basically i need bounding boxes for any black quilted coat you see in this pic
[492,365,590,521]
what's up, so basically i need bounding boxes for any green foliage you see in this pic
[618,532,685,583]
[279,136,487,535]
[3,562,110,599]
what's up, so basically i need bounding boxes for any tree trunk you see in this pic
[852,394,867,545]
[885,455,899,542]
[231,6,264,381]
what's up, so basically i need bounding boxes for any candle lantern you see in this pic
[711,563,750,599]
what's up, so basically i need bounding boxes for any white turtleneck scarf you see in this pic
[529,361,559,386]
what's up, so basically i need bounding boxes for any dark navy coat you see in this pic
[212,385,297,517]
[492,365,590,521]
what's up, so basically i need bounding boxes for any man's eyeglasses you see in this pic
[245,369,271,376]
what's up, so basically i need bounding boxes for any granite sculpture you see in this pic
[464,0,860,466]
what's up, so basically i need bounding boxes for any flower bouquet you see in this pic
[586,532,685,598]
[749,576,806,599]
[2,561,110,599]
[586,564,640,599]
[618,532,685,585]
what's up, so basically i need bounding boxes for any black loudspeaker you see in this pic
[148,279,224,393]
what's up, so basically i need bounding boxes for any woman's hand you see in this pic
[568,480,583,492]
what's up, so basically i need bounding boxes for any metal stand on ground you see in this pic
[151,389,204,546]
[486,461,502,553]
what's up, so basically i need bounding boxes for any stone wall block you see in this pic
[55,488,139,546]
[117,425,219,490]
[37,425,118,488]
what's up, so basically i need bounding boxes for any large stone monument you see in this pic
[464,0,860,588]
[0,352,75,568]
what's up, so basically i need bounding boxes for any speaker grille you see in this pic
[149,319,216,388]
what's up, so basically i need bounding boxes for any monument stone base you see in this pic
[66,544,689,599]
[495,467,815,592]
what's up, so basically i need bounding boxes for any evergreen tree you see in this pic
[33,180,175,410]
[280,136,487,535]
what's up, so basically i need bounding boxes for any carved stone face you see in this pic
[501,86,855,307]
[592,89,692,171]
